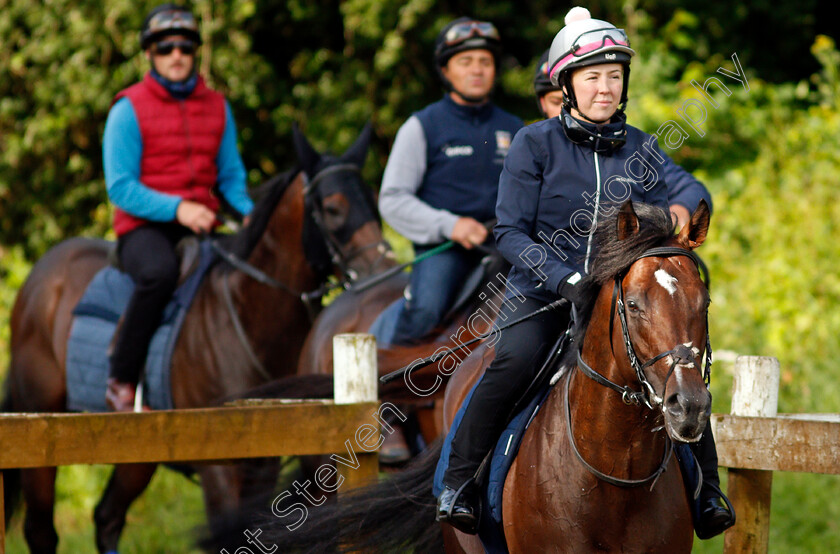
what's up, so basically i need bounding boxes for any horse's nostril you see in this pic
[665,392,690,418]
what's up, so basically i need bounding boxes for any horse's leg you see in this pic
[93,463,157,553]
[239,458,281,508]
[20,467,59,554]
[197,464,245,530]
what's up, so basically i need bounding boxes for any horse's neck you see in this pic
[218,176,320,374]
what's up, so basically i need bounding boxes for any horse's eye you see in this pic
[626,299,639,312]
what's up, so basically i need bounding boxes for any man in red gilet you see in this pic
[102,3,253,411]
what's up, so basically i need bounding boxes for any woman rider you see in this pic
[436,7,734,540]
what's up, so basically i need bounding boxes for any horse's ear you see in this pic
[678,199,710,250]
[616,200,640,241]
[292,122,321,175]
[340,121,372,168]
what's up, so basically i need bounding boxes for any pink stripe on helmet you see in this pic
[549,38,630,82]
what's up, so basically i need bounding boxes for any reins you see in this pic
[564,369,674,489]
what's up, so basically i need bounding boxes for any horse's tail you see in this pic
[1,381,22,526]
[204,440,443,553]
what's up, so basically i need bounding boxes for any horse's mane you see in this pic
[560,203,674,368]
[215,168,300,259]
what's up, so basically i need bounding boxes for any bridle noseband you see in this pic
[568,245,712,488]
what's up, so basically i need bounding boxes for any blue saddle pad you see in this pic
[65,240,217,411]
[433,376,704,553]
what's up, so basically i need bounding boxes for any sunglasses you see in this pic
[444,21,500,46]
[153,40,197,56]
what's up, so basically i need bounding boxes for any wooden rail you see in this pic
[712,356,840,553]
[0,333,380,552]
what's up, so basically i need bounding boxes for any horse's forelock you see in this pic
[588,203,674,286]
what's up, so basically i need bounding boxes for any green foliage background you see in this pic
[1,0,839,551]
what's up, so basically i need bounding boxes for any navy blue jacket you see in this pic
[663,154,713,214]
[495,116,671,302]
[415,95,523,223]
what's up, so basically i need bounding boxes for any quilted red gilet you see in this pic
[112,73,225,235]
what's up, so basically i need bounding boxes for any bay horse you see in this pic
[210,200,713,553]
[1,123,390,553]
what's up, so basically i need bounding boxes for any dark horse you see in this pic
[210,200,712,553]
[2,124,390,553]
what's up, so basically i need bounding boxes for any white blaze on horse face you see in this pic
[654,269,678,296]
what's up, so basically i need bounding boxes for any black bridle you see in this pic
[568,245,712,488]
[302,163,391,284]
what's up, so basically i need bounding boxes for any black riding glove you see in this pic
[557,272,585,306]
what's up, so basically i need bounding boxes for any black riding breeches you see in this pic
[443,296,570,488]
[109,222,192,383]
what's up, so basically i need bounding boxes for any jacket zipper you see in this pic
[584,151,603,273]
[179,101,197,187]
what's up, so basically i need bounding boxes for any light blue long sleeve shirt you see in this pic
[103,97,253,221]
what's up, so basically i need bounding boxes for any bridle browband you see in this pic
[567,245,712,488]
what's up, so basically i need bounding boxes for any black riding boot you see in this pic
[690,426,736,539]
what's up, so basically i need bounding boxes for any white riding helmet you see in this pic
[547,7,635,86]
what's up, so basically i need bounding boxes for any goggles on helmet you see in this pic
[147,9,198,36]
[550,27,630,82]
[444,20,500,46]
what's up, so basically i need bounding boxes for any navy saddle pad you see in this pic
[65,240,216,411]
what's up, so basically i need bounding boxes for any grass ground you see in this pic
[4,465,205,553]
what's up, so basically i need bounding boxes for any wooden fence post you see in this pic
[333,333,379,493]
[723,356,780,554]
